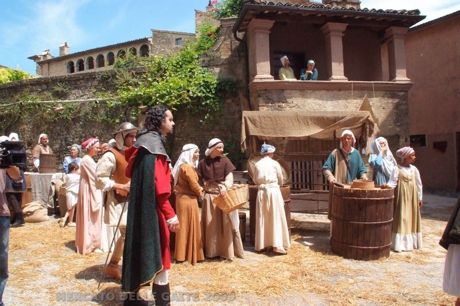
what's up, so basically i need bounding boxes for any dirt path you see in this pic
[3,193,458,305]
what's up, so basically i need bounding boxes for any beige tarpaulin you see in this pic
[241,110,377,151]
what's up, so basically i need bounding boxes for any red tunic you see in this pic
[125,147,176,269]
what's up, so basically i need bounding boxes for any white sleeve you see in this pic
[275,161,284,185]
[387,166,399,188]
[96,153,116,191]
[413,166,423,201]
[224,172,234,188]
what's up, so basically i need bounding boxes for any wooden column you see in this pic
[385,27,410,82]
[321,22,348,81]
[247,18,275,80]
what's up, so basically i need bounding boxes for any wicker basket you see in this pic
[351,179,375,190]
[213,184,249,214]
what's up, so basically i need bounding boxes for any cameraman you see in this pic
[0,165,21,306]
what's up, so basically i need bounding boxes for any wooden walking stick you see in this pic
[97,201,127,290]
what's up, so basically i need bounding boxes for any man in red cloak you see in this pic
[122,105,179,306]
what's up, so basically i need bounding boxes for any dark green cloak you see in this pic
[121,148,162,292]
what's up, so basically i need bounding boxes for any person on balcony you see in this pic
[278,55,296,80]
[300,59,318,80]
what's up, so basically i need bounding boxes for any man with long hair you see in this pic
[122,105,179,306]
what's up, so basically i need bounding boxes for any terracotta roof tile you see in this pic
[246,0,421,16]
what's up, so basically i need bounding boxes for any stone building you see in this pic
[406,10,460,192]
[28,30,194,77]
[227,0,424,192]
[2,0,436,195]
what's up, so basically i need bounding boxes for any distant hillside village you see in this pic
[1,0,459,193]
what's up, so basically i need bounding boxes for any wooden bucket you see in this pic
[39,154,57,173]
[330,186,394,260]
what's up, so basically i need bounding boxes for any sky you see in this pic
[1,0,459,75]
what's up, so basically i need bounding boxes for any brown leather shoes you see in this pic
[105,262,122,281]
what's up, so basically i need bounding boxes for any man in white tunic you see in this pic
[96,122,137,280]
[254,144,290,255]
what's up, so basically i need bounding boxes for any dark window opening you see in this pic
[140,44,149,57]
[433,141,448,153]
[87,56,94,70]
[117,50,126,58]
[67,61,75,73]
[76,59,84,72]
[107,52,115,65]
[410,134,427,147]
[129,47,137,56]
[96,54,105,68]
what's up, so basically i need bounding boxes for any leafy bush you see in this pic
[113,23,222,121]
[214,0,244,18]
[0,68,31,84]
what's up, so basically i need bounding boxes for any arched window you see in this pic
[140,44,149,57]
[117,49,126,58]
[129,47,137,56]
[67,61,75,74]
[107,52,115,66]
[76,59,84,72]
[87,56,94,70]
[96,54,105,68]
[175,37,183,46]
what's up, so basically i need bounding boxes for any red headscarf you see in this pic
[81,137,99,151]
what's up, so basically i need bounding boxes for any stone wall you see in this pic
[150,30,195,55]
[251,81,411,149]
[0,17,248,171]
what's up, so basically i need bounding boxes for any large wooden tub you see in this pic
[330,186,394,260]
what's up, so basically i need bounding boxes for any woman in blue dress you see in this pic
[368,137,397,186]
[63,144,81,174]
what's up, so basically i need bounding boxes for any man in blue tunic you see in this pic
[323,130,368,184]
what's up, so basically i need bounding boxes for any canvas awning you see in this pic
[241,110,377,151]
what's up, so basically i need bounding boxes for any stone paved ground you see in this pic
[3,192,459,305]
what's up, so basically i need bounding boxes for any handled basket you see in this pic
[213,184,249,214]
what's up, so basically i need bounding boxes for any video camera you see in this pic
[0,141,27,170]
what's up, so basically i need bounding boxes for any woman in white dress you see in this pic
[254,144,290,255]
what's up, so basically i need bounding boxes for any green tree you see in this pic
[214,0,244,18]
[112,22,222,121]
[0,67,31,84]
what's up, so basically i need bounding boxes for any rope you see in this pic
[0,97,117,108]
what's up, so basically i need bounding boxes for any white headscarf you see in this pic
[205,138,223,157]
[371,137,397,178]
[261,143,276,155]
[172,144,199,186]
[280,55,289,65]
[339,129,356,149]
[38,133,48,144]
[8,133,19,141]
